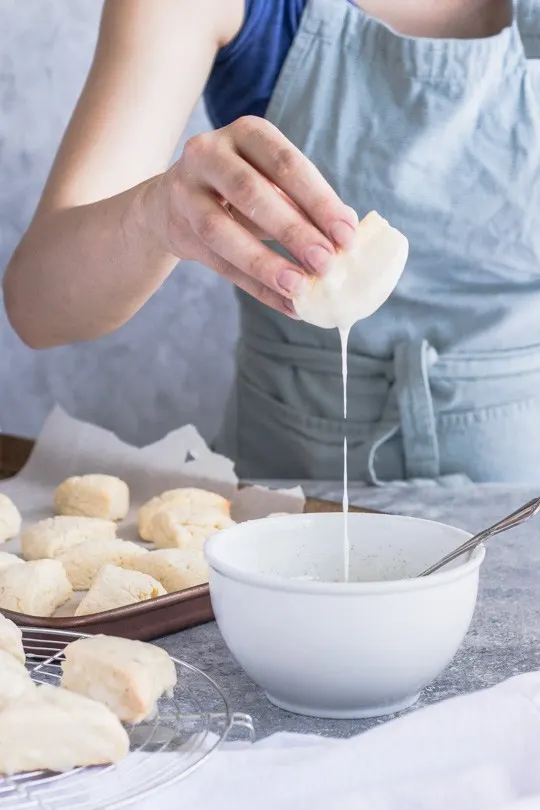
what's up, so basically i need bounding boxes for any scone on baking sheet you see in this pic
[0,559,72,617]
[75,564,166,616]
[0,552,24,571]
[0,493,22,544]
[0,613,25,663]
[21,515,118,561]
[57,538,147,590]
[148,507,235,550]
[0,650,35,710]
[61,634,177,724]
[0,684,129,774]
[130,549,209,593]
[54,474,129,520]
[138,487,231,541]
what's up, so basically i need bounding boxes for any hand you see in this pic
[145,117,358,317]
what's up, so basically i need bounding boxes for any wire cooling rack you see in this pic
[0,628,255,809]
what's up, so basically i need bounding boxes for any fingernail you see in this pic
[283,300,300,319]
[305,245,331,274]
[343,205,359,226]
[277,268,309,295]
[330,220,356,248]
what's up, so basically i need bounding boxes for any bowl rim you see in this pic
[204,512,486,595]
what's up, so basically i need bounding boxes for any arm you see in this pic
[3,0,239,347]
[3,0,357,349]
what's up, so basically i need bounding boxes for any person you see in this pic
[3,0,540,483]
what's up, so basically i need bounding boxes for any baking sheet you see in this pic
[0,407,305,627]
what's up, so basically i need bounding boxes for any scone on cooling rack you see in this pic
[0,559,72,617]
[146,507,235,550]
[0,650,35,710]
[0,684,129,774]
[57,538,147,590]
[54,474,130,521]
[129,548,209,592]
[21,515,118,561]
[61,634,177,724]
[0,613,25,663]
[138,487,231,541]
[0,494,21,544]
[0,552,24,572]
[75,564,166,616]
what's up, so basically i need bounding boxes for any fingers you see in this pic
[228,118,359,249]
[198,149,336,274]
[193,238,299,319]
[181,189,311,298]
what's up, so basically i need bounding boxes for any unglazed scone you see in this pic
[293,211,409,330]
[61,634,177,724]
[0,552,24,571]
[54,474,129,520]
[75,564,166,616]
[0,613,25,663]
[147,507,235,550]
[0,684,129,774]
[138,488,230,541]
[0,650,35,710]
[129,549,209,592]
[0,559,72,617]
[57,539,147,590]
[21,516,117,561]
[0,494,22,544]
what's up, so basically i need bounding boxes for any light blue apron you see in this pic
[215,0,540,484]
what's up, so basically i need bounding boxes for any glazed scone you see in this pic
[138,488,230,541]
[0,494,22,544]
[54,474,129,520]
[61,634,177,723]
[0,613,25,663]
[21,515,117,561]
[0,650,35,710]
[0,552,24,571]
[129,549,209,592]
[75,564,166,616]
[0,684,129,774]
[0,559,72,617]
[57,539,147,590]
[293,211,409,330]
[148,507,235,550]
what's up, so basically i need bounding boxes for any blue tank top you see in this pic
[204,0,308,128]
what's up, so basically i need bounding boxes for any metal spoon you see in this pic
[418,496,540,577]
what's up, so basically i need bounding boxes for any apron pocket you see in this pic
[234,376,374,480]
[438,395,540,482]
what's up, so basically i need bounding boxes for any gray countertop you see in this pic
[158,481,540,740]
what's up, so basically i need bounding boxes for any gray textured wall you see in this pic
[0,0,238,445]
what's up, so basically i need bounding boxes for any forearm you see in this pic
[3,177,178,348]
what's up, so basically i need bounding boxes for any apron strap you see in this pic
[367,340,440,483]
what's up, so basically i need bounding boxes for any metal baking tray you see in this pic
[0,433,376,640]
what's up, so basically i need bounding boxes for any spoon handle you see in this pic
[419,496,540,577]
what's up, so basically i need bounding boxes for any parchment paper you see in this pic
[0,406,305,614]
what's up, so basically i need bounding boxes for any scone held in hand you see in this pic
[54,474,129,520]
[293,211,409,330]
[61,634,177,723]
[75,564,166,616]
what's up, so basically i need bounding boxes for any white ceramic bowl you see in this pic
[205,512,485,719]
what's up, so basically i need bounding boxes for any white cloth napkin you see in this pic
[31,671,540,810]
